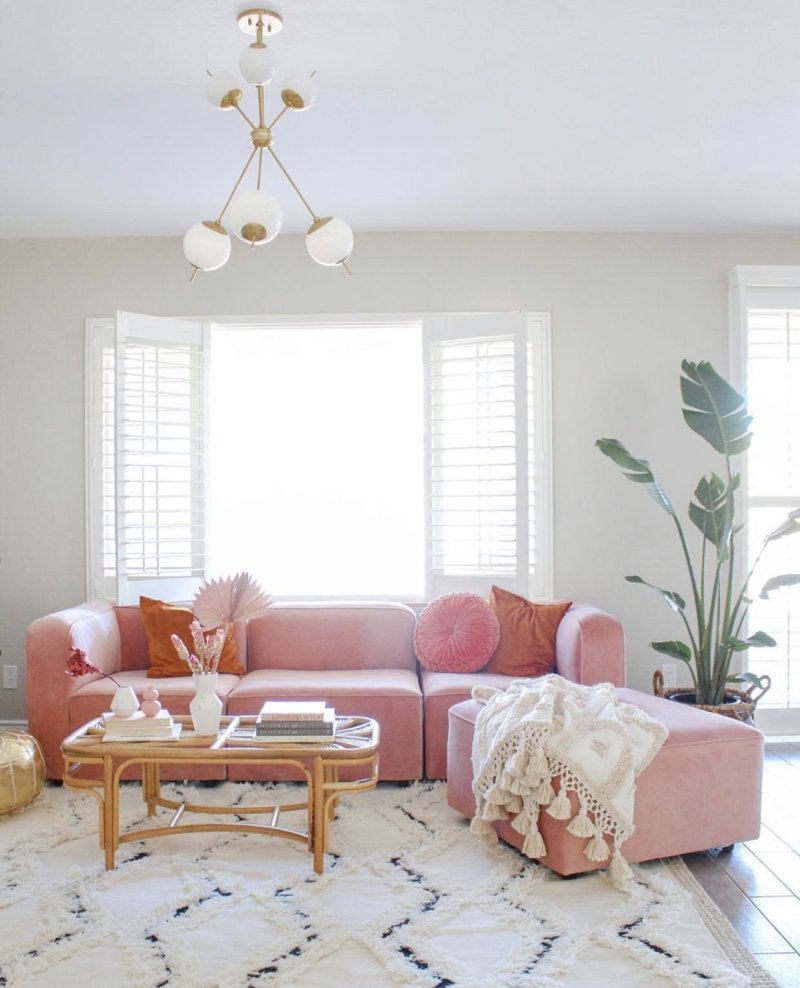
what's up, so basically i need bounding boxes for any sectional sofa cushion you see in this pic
[140,596,244,677]
[483,586,572,677]
[413,592,500,673]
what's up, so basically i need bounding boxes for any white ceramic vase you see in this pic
[110,685,139,718]
[190,673,222,735]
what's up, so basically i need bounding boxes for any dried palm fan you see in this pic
[193,572,272,631]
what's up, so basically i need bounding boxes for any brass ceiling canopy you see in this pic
[183,7,353,281]
[237,8,283,35]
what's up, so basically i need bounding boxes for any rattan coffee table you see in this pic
[61,714,379,873]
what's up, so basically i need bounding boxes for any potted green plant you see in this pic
[596,359,800,714]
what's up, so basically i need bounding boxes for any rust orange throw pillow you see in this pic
[483,586,572,677]
[140,596,244,678]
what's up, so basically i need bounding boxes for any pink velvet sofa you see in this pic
[446,692,764,875]
[25,598,625,782]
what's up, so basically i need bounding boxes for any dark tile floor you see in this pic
[683,740,800,986]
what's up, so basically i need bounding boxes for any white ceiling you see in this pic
[2,0,800,239]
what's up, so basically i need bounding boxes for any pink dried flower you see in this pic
[66,647,121,687]
[171,621,226,675]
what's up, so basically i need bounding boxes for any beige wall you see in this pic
[2,231,800,722]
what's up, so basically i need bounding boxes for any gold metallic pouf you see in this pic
[0,731,45,816]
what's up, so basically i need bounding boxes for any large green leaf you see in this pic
[680,360,752,456]
[766,508,800,542]
[723,631,777,651]
[595,438,675,515]
[728,672,772,690]
[688,473,734,553]
[651,640,693,662]
[625,575,686,611]
[759,574,800,598]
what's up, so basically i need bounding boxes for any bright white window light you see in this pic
[208,323,424,597]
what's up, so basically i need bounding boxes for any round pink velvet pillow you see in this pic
[413,592,501,673]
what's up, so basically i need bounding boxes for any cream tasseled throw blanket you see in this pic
[470,675,668,884]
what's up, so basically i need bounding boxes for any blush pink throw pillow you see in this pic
[413,593,501,673]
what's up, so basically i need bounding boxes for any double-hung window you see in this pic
[86,312,552,605]
[730,266,800,733]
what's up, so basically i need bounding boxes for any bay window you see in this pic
[86,311,551,604]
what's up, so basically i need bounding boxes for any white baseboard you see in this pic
[0,719,28,731]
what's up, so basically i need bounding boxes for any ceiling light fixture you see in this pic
[183,7,353,282]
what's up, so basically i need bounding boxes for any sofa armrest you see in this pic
[25,600,122,777]
[554,603,626,687]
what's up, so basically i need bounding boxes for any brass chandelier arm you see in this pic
[257,148,264,191]
[267,147,319,222]
[268,105,289,130]
[216,146,260,224]
[234,102,259,131]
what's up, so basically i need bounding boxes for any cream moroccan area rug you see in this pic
[0,781,778,988]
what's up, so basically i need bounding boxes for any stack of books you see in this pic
[255,700,336,742]
[102,709,181,742]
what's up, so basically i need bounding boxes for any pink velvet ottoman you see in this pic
[447,688,764,876]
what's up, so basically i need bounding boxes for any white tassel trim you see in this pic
[534,780,556,805]
[505,749,528,775]
[522,827,547,859]
[470,815,498,842]
[481,801,508,822]
[523,766,546,788]
[487,785,512,806]
[499,770,516,791]
[508,777,531,797]
[510,808,530,835]
[609,849,633,886]
[584,831,610,862]
[506,794,523,814]
[530,749,549,776]
[545,788,572,820]
[566,809,596,838]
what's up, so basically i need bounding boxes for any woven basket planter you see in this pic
[652,669,771,724]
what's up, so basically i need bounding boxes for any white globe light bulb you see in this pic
[205,71,242,110]
[183,221,232,272]
[306,217,353,267]
[239,43,276,86]
[281,73,319,111]
[229,191,283,245]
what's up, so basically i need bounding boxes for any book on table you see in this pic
[255,705,336,741]
[257,700,329,722]
[102,709,182,741]
[252,728,336,743]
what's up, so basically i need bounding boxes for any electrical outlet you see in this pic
[2,665,18,689]
[661,663,677,689]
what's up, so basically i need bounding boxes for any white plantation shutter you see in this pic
[730,267,800,732]
[114,312,207,604]
[744,305,800,712]
[425,313,551,599]
[85,319,117,600]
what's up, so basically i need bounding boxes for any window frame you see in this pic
[85,311,553,605]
